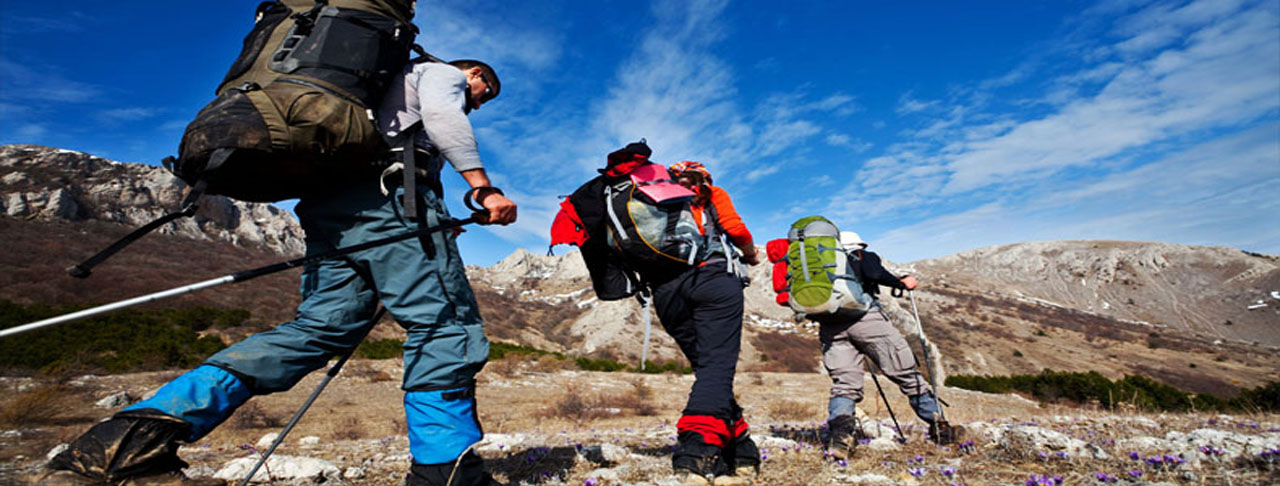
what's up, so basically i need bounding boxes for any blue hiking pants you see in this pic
[126,180,489,464]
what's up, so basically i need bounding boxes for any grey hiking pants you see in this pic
[817,308,929,403]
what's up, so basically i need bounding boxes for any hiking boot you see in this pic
[676,471,753,486]
[49,410,192,485]
[825,415,858,460]
[724,423,760,473]
[929,420,963,446]
[406,452,494,486]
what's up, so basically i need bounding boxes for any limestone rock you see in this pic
[213,455,340,483]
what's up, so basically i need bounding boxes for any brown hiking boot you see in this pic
[929,420,964,446]
[826,415,858,460]
[677,472,753,486]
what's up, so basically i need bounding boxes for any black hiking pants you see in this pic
[651,259,745,417]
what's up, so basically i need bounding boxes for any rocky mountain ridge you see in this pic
[0,144,304,256]
[2,145,1276,395]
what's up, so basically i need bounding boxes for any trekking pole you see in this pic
[637,290,652,371]
[867,360,907,443]
[239,306,388,486]
[907,289,947,422]
[0,214,483,339]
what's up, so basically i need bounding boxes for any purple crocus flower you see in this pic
[1128,451,1140,460]
[940,466,956,477]
[1128,470,1143,478]
[836,459,849,468]
[584,479,598,486]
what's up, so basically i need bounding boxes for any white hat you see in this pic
[839,231,868,250]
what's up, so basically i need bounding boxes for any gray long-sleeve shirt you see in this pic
[377,62,485,173]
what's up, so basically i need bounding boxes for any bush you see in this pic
[946,369,1280,413]
[356,338,404,359]
[0,300,234,374]
[752,331,817,372]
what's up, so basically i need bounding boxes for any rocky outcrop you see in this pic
[910,241,1280,346]
[0,145,304,256]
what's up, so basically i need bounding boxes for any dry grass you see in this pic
[343,360,395,383]
[765,398,820,422]
[0,384,77,427]
[229,401,285,430]
[5,366,1277,486]
[542,380,608,425]
[329,416,364,441]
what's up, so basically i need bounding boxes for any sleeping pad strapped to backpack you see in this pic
[767,216,873,317]
[171,0,418,202]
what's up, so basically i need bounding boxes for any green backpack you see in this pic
[170,0,419,203]
[785,216,874,315]
[67,1,421,278]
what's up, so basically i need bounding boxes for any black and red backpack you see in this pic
[550,140,707,299]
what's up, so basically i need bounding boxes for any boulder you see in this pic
[213,455,340,484]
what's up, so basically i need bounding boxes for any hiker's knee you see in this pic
[401,321,488,389]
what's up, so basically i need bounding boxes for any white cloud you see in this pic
[13,123,48,140]
[834,0,1280,259]
[0,57,100,103]
[896,91,940,115]
[875,122,1280,262]
[414,1,563,72]
[96,107,161,124]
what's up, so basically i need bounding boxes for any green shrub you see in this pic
[0,300,236,374]
[356,338,404,359]
[945,369,1279,413]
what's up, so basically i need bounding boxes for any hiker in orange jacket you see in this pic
[669,161,761,266]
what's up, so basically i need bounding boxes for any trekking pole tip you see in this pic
[67,264,91,279]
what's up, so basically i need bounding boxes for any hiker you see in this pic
[813,231,954,455]
[627,158,757,483]
[549,146,760,485]
[45,59,514,486]
[669,161,761,267]
[660,160,761,485]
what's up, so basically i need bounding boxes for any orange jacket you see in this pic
[691,185,753,249]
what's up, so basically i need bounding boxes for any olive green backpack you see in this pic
[69,0,422,278]
[170,0,419,203]
[784,216,874,316]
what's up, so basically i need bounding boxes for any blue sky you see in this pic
[2,0,1277,266]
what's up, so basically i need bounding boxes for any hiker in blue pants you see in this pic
[47,60,515,486]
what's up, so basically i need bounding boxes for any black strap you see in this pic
[401,131,417,221]
[68,148,231,278]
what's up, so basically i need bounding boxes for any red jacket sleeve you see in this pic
[708,186,753,248]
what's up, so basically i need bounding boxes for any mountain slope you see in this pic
[1,145,1276,396]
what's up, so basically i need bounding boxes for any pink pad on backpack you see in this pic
[630,163,695,203]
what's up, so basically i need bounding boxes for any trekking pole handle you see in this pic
[463,186,504,212]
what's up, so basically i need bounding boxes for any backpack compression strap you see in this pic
[67,148,232,278]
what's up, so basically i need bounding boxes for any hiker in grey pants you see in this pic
[812,231,950,454]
